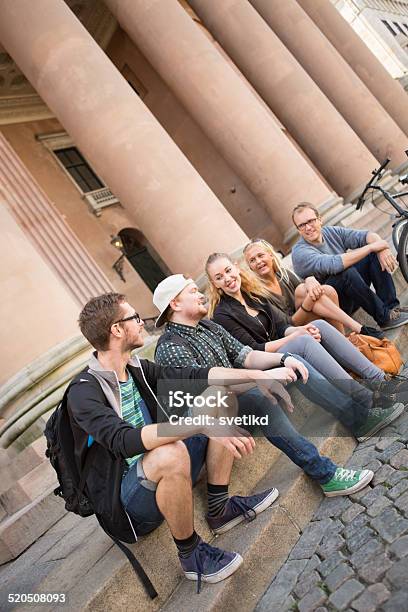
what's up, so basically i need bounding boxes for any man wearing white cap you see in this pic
[154,274,376,502]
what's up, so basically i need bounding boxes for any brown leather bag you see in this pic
[348,332,403,375]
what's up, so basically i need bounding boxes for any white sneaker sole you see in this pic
[324,469,374,498]
[357,403,405,442]
[184,552,243,584]
[382,318,408,330]
[210,488,279,535]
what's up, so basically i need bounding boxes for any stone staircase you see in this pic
[1,271,408,612]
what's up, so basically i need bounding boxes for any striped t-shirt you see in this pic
[120,374,148,470]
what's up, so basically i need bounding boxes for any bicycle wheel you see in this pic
[392,219,408,251]
[397,220,408,283]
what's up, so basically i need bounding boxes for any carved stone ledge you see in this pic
[0,94,53,125]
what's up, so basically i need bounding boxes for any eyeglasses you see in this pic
[113,312,141,325]
[296,217,319,231]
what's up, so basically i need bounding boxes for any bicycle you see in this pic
[356,156,408,283]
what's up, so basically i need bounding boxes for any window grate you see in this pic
[54,147,104,193]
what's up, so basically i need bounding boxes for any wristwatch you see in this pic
[279,352,295,367]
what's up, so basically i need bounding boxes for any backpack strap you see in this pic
[109,536,158,599]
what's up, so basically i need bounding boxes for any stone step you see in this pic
[163,412,355,612]
[0,486,66,565]
[336,197,396,241]
[0,437,47,496]
[0,461,57,516]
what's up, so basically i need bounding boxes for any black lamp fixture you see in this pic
[110,234,126,282]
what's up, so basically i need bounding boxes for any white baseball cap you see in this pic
[153,274,194,327]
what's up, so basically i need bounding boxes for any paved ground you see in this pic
[255,410,408,612]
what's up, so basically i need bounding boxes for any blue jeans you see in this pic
[292,356,370,433]
[120,435,208,536]
[325,253,399,326]
[284,319,384,383]
[237,388,336,484]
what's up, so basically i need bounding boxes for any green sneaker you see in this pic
[355,403,405,442]
[321,468,373,497]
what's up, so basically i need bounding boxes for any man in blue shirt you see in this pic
[291,203,408,330]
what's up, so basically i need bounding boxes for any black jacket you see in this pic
[66,356,210,541]
[212,293,291,351]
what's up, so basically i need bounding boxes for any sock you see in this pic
[174,531,200,558]
[207,483,229,517]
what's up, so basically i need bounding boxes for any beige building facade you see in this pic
[0,0,408,385]
[332,0,408,77]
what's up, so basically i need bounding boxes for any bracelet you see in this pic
[300,303,313,313]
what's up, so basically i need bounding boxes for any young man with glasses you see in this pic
[291,202,408,331]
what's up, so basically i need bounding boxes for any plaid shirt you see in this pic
[155,321,252,369]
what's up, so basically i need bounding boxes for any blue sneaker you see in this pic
[179,539,243,592]
[206,488,279,535]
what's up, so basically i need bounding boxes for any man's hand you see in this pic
[304,276,324,301]
[369,239,390,253]
[256,375,295,412]
[261,366,298,383]
[283,356,309,383]
[209,433,256,459]
[377,248,398,274]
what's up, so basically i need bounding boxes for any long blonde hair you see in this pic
[243,238,289,284]
[205,252,272,318]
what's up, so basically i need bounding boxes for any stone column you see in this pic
[250,0,408,170]
[0,201,79,385]
[0,132,113,306]
[0,0,247,277]
[188,0,376,199]
[104,0,333,234]
[297,0,408,137]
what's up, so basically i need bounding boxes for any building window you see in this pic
[382,20,397,36]
[393,21,407,35]
[54,147,104,193]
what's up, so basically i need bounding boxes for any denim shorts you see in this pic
[120,435,208,536]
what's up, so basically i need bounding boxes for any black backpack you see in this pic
[44,376,157,599]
